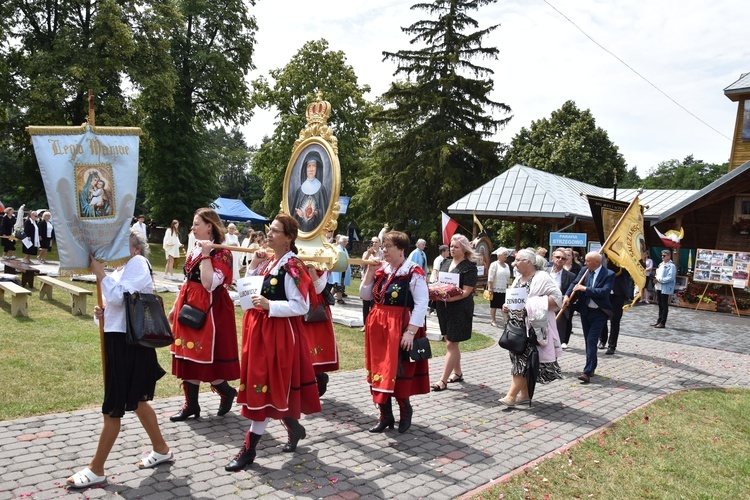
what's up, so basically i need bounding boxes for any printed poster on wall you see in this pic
[693,248,749,288]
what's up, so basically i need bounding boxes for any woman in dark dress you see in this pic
[37,211,55,264]
[22,210,40,263]
[432,234,478,391]
[360,230,430,434]
[1,206,17,259]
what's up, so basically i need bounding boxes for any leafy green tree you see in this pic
[251,39,374,226]
[0,0,149,207]
[503,100,626,188]
[641,155,726,190]
[362,0,510,243]
[140,0,258,224]
[206,126,264,209]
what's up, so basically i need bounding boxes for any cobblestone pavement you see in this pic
[2,299,749,499]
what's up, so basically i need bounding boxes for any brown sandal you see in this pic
[431,380,448,392]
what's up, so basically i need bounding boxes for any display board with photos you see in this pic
[693,248,749,288]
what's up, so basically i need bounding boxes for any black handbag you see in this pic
[303,302,330,323]
[408,336,432,361]
[13,228,26,240]
[401,279,432,362]
[124,292,174,348]
[177,301,212,329]
[498,319,528,354]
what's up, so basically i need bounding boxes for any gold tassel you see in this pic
[57,257,132,277]
[26,125,142,136]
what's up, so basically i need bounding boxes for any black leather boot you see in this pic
[225,431,262,471]
[397,398,413,433]
[368,398,395,433]
[281,418,306,452]
[316,372,329,397]
[170,381,200,421]
[211,381,237,416]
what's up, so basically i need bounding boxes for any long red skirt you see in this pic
[171,280,239,382]
[365,304,430,404]
[304,302,339,373]
[237,308,321,420]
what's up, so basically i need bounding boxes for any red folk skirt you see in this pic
[237,308,321,420]
[365,303,430,404]
[304,301,339,373]
[171,280,240,382]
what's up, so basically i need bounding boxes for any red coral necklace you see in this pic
[373,259,405,304]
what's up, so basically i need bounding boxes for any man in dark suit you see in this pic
[563,252,614,384]
[547,248,576,348]
[598,266,633,355]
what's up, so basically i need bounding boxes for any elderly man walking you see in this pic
[563,252,614,384]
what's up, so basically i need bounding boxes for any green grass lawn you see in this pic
[0,245,493,420]
[473,388,750,499]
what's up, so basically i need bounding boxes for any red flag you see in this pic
[653,227,683,248]
[442,212,459,245]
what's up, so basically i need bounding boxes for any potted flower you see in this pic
[733,217,750,234]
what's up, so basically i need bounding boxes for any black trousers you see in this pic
[656,290,670,325]
[599,294,626,348]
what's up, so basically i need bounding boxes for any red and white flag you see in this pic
[442,211,459,245]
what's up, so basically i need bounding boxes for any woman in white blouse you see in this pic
[66,229,172,488]
[487,247,511,327]
[162,219,182,280]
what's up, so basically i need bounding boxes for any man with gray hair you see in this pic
[563,252,614,384]
[408,238,428,274]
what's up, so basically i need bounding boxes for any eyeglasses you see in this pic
[383,244,396,250]
[515,258,530,263]
[267,227,283,235]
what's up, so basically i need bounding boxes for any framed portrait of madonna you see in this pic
[282,137,341,239]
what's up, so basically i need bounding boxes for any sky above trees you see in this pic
[243,0,747,175]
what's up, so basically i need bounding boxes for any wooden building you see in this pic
[725,72,750,171]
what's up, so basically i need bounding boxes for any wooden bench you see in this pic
[2,260,42,288]
[37,276,93,316]
[0,281,32,317]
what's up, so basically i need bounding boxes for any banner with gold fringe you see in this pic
[598,194,647,308]
[27,124,141,274]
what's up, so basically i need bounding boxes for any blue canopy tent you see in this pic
[211,198,269,224]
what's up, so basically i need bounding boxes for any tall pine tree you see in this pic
[362,0,511,242]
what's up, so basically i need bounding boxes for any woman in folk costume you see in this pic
[304,266,338,396]
[162,219,182,280]
[167,208,239,421]
[226,213,321,472]
[360,230,430,434]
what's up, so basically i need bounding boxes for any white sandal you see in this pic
[67,467,107,488]
[138,450,174,469]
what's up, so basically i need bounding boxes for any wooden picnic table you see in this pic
[2,260,44,288]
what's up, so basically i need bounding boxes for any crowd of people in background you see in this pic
[1,205,55,263]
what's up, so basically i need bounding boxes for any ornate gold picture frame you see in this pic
[283,138,340,239]
[282,93,341,241]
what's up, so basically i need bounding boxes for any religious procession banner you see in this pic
[27,124,141,273]
[597,194,647,308]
